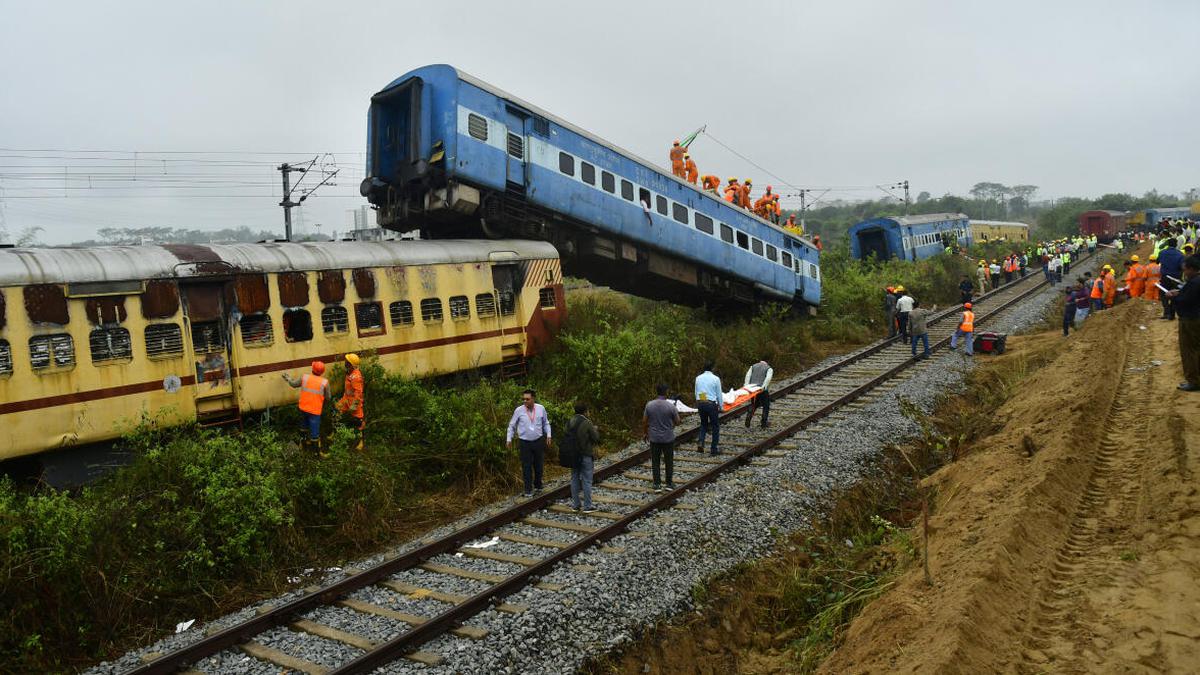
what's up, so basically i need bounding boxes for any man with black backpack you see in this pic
[559,401,600,512]
[643,383,681,492]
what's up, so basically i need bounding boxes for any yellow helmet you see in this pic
[1150,254,1158,261]
[1131,254,1139,262]
[744,178,752,184]
[344,353,360,366]
[728,176,738,183]
[895,285,906,292]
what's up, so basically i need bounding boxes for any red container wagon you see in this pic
[1077,210,1127,243]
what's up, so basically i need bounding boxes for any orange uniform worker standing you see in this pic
[1090,267,1106,311]
[740,179,753,211]
[336,353,366,450]
[669,140,685,178]
[1128,255,1146,298]
[283,360,332,451]
[1144,255,1161,302]
[684,154,698,184]
[724,178,741,205]
[1103,266,1117,308]
[950,302,975,355]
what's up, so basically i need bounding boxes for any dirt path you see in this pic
[820,300,1200,674]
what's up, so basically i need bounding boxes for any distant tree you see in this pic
[916,191,931,203]
[16,226,44,247]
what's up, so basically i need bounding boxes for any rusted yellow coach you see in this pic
[0,239,564,460]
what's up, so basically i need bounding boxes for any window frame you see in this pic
[238,312,274,348]
[448,295,471,321]
[558,151,574,177]
[29,333,75,372]
[751,238,764,256]
[420,297,444,323]
[581,162,595,185]
[601,171,615,193]
[620,179,634,201]
[281,308,314,343]
[0,338,11,376]
[672,202,689,225]
[781,251,793,270]
[89,326,133,364]
[475,293,497,318]
[655,195,668,215]
[766,244,778,262]
[144,323,185,360]
[720,223,734,243]
[321,305,350,335]
[389,300,414,327]
[695,212,714,235]
[354,301,386,337]
[538,287,557,308]
[736,231,750,250]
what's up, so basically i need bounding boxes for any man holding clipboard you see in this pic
[1164,255,1200,392]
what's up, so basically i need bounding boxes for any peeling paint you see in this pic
[84,296,128,325]
[317,270,346,303]
[352,268,377,298]
[277,272,309,307]
[141,280,180,319]
[23,284,69,325]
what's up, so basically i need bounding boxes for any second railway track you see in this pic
[119,257,1099,675]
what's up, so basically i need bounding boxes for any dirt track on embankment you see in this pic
[820,299,1200,674]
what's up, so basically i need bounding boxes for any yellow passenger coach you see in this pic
[969,220,1029,243]
[0,239,563,460]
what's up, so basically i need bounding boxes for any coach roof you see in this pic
[0,238,558,286]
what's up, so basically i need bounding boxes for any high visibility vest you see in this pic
[299,374,327,415]
[960,310,975,332]
[1145,262,1160,283]
[1090,278,1104,299]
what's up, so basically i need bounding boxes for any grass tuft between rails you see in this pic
[1,248,986,671]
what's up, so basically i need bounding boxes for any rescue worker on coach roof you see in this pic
[669,140,685,178]
[702,174,721,194]
[336,353,365,451]
[283,360,332,453]
[740,178,753,211]
[684,154,698,185]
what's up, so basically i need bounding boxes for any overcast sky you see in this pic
[1,0,1196,244]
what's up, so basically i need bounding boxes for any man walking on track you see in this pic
[895,286,914,340]
[743,358,774,428]
[336,353,365,450]
[694,362,722,455]
[506,389,552,498]
[950,302,975,356]
[282,360,331,453]
[643,384,681,492]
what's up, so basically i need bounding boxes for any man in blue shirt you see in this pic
[694,361,722,455]
[506,388,552,498]
[1158,238,1185,320]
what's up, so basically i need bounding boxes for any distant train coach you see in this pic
[1128,206,1196,231]
[1077,210,1127,243]
[848,213,971,262]
[0,239,563,461]
[359,64,821,309]
[970,220,1029,243]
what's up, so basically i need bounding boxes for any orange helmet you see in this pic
[311,360,326,375]
[886,286,895,292]
[964,303,972,309]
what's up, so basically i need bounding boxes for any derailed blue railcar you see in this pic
[360,64,821,309]
[848,213,971,262]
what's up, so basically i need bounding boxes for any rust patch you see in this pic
[84,296,128,325]
[183,285,223,322]
[352,268,377,298]
[234,274,270,314]
[24,284,70,325]
[317,270,346,303]
[162,244,237,275]
[278,272,310,307]
[141,279,181,319]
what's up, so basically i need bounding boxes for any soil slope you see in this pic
[820,300,1200,674]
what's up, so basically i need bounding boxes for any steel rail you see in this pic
[127,254,1091,675]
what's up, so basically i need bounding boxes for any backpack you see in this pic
[558,416,582,468]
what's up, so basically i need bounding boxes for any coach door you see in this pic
[180,283,239,421]
[489,260,526,362]
[503,105,529,189]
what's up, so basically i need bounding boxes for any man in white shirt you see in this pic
[506,388,552,498]
[743,359,774,429]
[895,289,915,340]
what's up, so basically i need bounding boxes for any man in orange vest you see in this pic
[1144,255,1161,302]
[1090,267,1106,311]
[1128,255,1146,298]
[336,353,365,451]
[283,360,331,451]
[669,140,685,178]
[950,302,975,355]
[1103,266,1118,308]
[683,154,698,184]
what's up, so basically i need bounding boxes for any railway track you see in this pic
[126,259,1094,675]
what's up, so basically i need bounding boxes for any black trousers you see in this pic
[1162,278,1179,319]
[1181,319,1200,386]
[897,312,910,338]
[744,389,770,427]
[650,441,674,487]
[1063,308,1076,336]
[518,438,545,493]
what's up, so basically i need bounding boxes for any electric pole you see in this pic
[903,180,910,215]
[278,163,307,241]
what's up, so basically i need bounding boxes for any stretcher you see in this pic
[721,384,763,412]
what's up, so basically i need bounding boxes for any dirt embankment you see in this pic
[822,299,1200,674]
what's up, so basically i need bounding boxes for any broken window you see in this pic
[239,313,274,346]
[355,302,385,336]
[282,308,313,342]
[321,306,349,334]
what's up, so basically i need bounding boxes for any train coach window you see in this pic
[656,195,668,216]
[321,306,349,334]
[145,323,184,359]
[558,152,574,177]
[672,202,689,225]
[621,179,634,201]
[239,314,274,347]
[191,321,225,353]
[766,244,778,262]
[539,287,557,308]
[449,295,470,320]
[0,340,10,376]
[695,213,714,235]
[498,290,516,316]
[355,302,385,336]
[781,251,793,269]
[751,238,764,256]
[30,334,74,371]
[736,231,749,250]
[475,293,496,318]
[282,308,313,342]
[581,162,595,185]
[639,187,652,209]
[89,327,132,364]
[601,171,615,193]
[389,300,414,327]
[467,113,488,141]
[420,298,443,323]
[720,223,734,243]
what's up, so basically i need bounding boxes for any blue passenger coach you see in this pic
[360,64,821,308]
[848,213,971,262]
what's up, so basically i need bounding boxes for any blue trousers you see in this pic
[300,412,321,440]
[911,333,929,357]
[696,401,720,454]
[952,329,973,355]
[570,455,594,509]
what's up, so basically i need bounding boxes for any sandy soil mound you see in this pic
[820,299,1200,674]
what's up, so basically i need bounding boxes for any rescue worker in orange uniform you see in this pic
[283,360,331,452]
[783,213,803,235]
[753,187,774,218]
[669,140,685,178]
[336,353,366,450]
[1144,255,1161,302]
[740,178,753,211]
[724,177,740,204]
[1128,254,1146,298]
[1103,265,1117,308]
[812,234,822,251]
[1090,266,1107,311]
[683,154,698,185]
[701,174,721,194]
[772,194,782,224]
